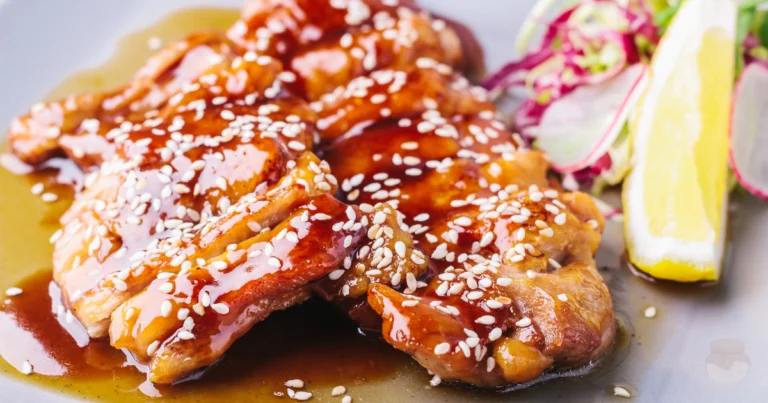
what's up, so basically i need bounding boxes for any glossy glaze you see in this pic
[2,0,615,397]
[0,7,406,402]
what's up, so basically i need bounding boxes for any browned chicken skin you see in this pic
[7,0,615,388]
[313,58,615,386]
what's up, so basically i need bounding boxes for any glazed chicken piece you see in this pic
[13,39,321,338]
[69,152,332,338]
[7,0,616,390]
[14,32,372,381]
[110,193,365,384]
[50,89,320,338]
[227,0,467,100]
[368,190,613,387]
[8,31,263,167]
[313,59,615,386]
[8,0,480,383]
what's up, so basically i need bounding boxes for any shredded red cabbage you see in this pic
[484,0,659,139]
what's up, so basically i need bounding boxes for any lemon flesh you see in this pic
[623,0,736,282]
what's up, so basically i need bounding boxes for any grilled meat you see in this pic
[7,0,614,388]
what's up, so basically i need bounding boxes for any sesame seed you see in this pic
[178,330,195,340]
[292,391,312,401]
[644,306,657,318]
[211,261,228,270]
[434,342,451,355]
[453,217,472,227]
[216,177,228,191]
[342,396,352,403]
[475,315,496,325]
[41,192,58,202]
[191,160,206,171]
[220,110,235,120]
[613,386,631,398]
[331,386,346,396]
[268,257,282,267]
[148,36,162,50]
[429,375,442,387]
[200,291,211,307]
[496,277,512,287]
[158,282,174,294]
[431,243,448,259]
[488,328,502,341]
[515,317,532,327]
[288,141,306,151]
[285,379,304,388]
[30,183,44,195]
[510,215,527,223]
[480,232,494,247]
[466,291,484,300]
[554,213,567,225]
[486,357,496,372]
[160,300,172,317]
[147,340,160,356]
[557,294,568,302]
[5,287,22,297]
[405,168,422,176]
[401,300,418,307]
[113,278,128,291]
[539,228,554,238]
[20,360,33,375]
[212,303,230,315]
[394,241,406,258]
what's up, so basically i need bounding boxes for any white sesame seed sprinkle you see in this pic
[496,277,512,287]
[285,379,304,388]
[212,303,230,315]
[20,360,33,375]
[147,340,160,356]
[158,282,174,294]
[331,386,346,396]
[554,213,567,225]
[30,183,44,195]
[41,192,58,203]
[515,317,532,327]
[644,306,657,318]
[5,287,22,297]
[113,278,128,291]
[486,357,496,372]
[613,386,632,398]
[475,315,496,325]
[292,391,312,401]
[434,342,451,355]
[161,300,173,317]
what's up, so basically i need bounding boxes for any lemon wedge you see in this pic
[622,0,736,282]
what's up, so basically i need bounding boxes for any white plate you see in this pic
[0,1,766,402]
